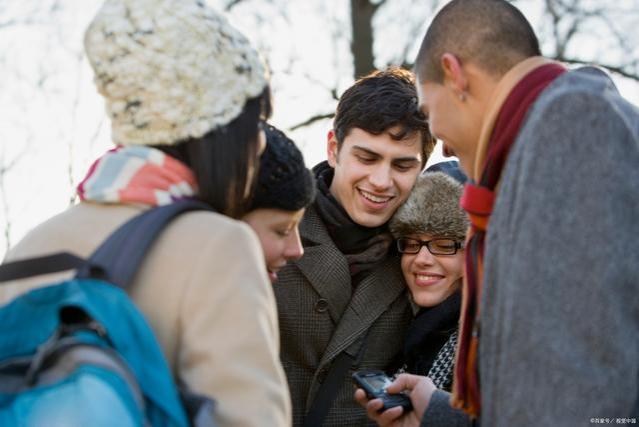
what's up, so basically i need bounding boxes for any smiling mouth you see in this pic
[358,189,393,204]
[414,274,444,286]
[417,274,442,280]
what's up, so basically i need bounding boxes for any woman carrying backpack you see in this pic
[0,0,290,426]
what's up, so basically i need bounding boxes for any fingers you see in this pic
[354,388,369,408]
[371,405,404,427]
[385,373,424,393]
[355,389,402,426]
[354,390,385,414]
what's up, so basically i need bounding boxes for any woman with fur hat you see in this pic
[388,170,468,391]
[243,124,316,283]
[0,0,291,425]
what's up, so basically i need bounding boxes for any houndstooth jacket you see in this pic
[274,204,413,427]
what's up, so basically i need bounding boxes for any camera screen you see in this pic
[363,375,391,393]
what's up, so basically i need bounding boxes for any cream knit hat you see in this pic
[84,0,268,146]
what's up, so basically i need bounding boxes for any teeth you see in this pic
[360,190,391,203]
[417,275,440,280]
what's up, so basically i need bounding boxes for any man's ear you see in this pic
[441,53,468,97]
[327,130,339,168]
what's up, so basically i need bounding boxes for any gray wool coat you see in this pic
[422,67,639,426]
[274,204,413,426]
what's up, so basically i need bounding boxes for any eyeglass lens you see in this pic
[397,238,458,255]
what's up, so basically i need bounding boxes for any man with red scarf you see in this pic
[356,0,639,426]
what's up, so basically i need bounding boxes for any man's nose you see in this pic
[368,164,392,190]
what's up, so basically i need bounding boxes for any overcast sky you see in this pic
[1,0,638,259]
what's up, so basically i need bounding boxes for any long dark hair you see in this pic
[157,86,272,218]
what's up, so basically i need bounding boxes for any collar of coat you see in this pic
[293,204,410,364]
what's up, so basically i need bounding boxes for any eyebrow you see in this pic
[351,145,421,163]
[351,145,380,157]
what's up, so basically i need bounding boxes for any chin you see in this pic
[351,211,391,228]
[413,293,443,309]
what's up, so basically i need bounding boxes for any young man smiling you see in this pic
[357,1,639,426]
[274,68,436,426]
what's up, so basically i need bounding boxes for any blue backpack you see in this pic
[0,200,216,427]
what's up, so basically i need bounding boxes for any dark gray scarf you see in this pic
[312,161,393,279]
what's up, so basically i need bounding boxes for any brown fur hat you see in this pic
[390,171,468,241]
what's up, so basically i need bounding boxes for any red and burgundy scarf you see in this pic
[452,58,566,416]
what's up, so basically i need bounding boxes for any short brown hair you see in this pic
[415,0,541,83]
[333,67,435,165]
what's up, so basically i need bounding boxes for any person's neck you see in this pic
[460,63,502,179]
[472,56,552,181]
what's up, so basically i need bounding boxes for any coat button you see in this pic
[317,366,328,383]
[314,298,329,313]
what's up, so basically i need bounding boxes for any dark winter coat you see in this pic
[274,204,412,426]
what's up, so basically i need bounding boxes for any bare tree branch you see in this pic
[289,113,335,131]
[225,0,245,11]
[350,0,377,79]
[560,57,639,81]
[0,144,29,254]
[372,0,386,13]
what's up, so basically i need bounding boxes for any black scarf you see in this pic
[403,290,461,376]
[312,161,393,279]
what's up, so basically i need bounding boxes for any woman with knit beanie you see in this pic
[243,124,316,283]
[0,1,291,426]
[388,170,468,391]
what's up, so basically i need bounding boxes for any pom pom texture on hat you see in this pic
[390,172,468,242]
[84,0,267,146]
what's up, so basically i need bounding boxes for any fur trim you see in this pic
[390,172,468,241]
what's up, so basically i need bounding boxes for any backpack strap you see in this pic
[0,200,212,287]
[0,253,85,283]
[76,199,212,289]
[303,351,355,427]
[303,331,371,427]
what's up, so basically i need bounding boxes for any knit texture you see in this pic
[249,124,315,212]
[84,0,267,146]
[77,146,197,206]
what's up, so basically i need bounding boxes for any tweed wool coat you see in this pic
[1,202,291,427]
[274,204,413,426]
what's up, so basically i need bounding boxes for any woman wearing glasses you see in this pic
[388,170,468,391]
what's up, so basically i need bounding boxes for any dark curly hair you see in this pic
[333,67,435,165]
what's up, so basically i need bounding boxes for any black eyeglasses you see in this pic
[396,237,463,255]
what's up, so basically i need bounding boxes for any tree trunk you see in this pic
[350,0,377,79]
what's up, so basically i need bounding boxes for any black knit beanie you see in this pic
[249,124,316,211]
